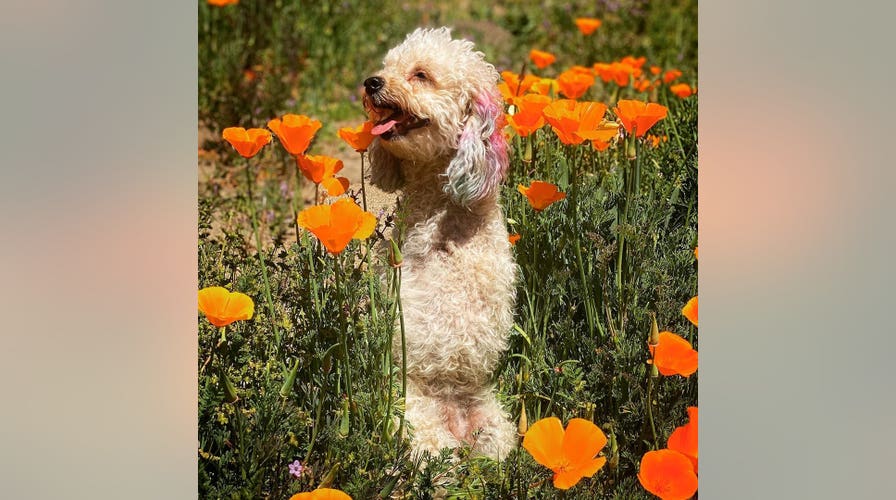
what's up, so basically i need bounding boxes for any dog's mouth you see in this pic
[369,103,430,141]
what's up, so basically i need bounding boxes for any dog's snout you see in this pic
[364,76,385,95]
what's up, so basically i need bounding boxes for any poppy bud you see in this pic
[388,238,403,268]
[648,313,660,346]
[607,431,619,470]
[626,135,637,160]
[339,398,350,437]
[279,359,300,398]
[584,402,595,421]
[524,135,533,163]
[650,362,659,378]
[318,463,339,488]
[219,369,239,403]
[518,402,528,435]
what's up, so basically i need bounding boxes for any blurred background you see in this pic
[199,0,696,143]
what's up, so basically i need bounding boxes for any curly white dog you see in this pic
[363,27,517,460]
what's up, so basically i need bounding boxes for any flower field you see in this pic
[198,1,697,498]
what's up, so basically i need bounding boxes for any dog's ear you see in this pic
[444,89,509,207]
[369,137,404,192]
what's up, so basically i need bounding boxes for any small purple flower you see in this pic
[288,459,306,478]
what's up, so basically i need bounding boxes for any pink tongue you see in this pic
[371,120,398,136]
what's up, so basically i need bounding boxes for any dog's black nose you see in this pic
[364,76,385,95]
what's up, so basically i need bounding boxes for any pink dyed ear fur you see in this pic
[444,90,509,206]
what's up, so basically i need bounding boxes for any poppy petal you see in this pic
[353,211,377,240]
[682,296,698,326]
[638,449,698,500]
[321,176,349,196]
[553,456,607,489]
[522,417,565,469]
[667,407,698,471]
[561,418,607,466]
[297,204,331,231]
[654,331,699,377]
[198,287,254,327]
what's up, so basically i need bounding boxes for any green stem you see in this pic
[360,152,368,211]
[661,90,687,158]
[646,372,659,449]
[634,135,642,194]
[303,387,325,463]
[574,240,597,338]
[335,252,354,413]
[394,266,408,448]
[383,335,394,441]
[366,244,378,324]
[291,158,301,248]
[244,161,281,353]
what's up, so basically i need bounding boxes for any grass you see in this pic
[198,1,697,498]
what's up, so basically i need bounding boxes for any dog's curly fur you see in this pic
[363,27,517,460]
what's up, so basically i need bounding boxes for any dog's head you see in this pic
[363,27,508,207]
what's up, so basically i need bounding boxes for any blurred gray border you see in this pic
[702,1,896,498]
[1,0,894,498]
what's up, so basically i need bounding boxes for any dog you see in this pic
[362,27,517,460]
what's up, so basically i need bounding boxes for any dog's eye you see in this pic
[413,71,428,81]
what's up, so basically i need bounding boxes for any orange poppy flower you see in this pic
[567,65,595,76]
[522,417,607,489]
[198,287,254,328]
[649,331,698,377]
[529,49,557,69]
[557,69,595,100]
[663,69,683,84]
[694,247,698,260]
[267,114,322,156]
[682,296,698,327]
[667,406,698,472]
[499,71,540,103]
[337,121,375,152]
[297,155,350,196]
[530,78,559,96]
[621,56,647,69]
[633,77,656,93]
[646,134,669,148]
[508,234,521,245]
[289,488,352,500]
[614,99,668,138]
[587,120,620,151]
[506,94,552,137]
[669,83,695,98]
[574,17,602,35]
[222,127,272,158]
[518,181,566,211]
[650,65,662,75]
[638,449,698,500]
[593,61,638,87]
[542,99,609,145]
[297,198,377,255]
[207,0,239,5]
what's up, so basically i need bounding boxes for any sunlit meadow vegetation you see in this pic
[198,1,697,498]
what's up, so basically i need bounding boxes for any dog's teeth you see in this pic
[371,119,398,136]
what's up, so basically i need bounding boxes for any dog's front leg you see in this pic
[403,378,461,459]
